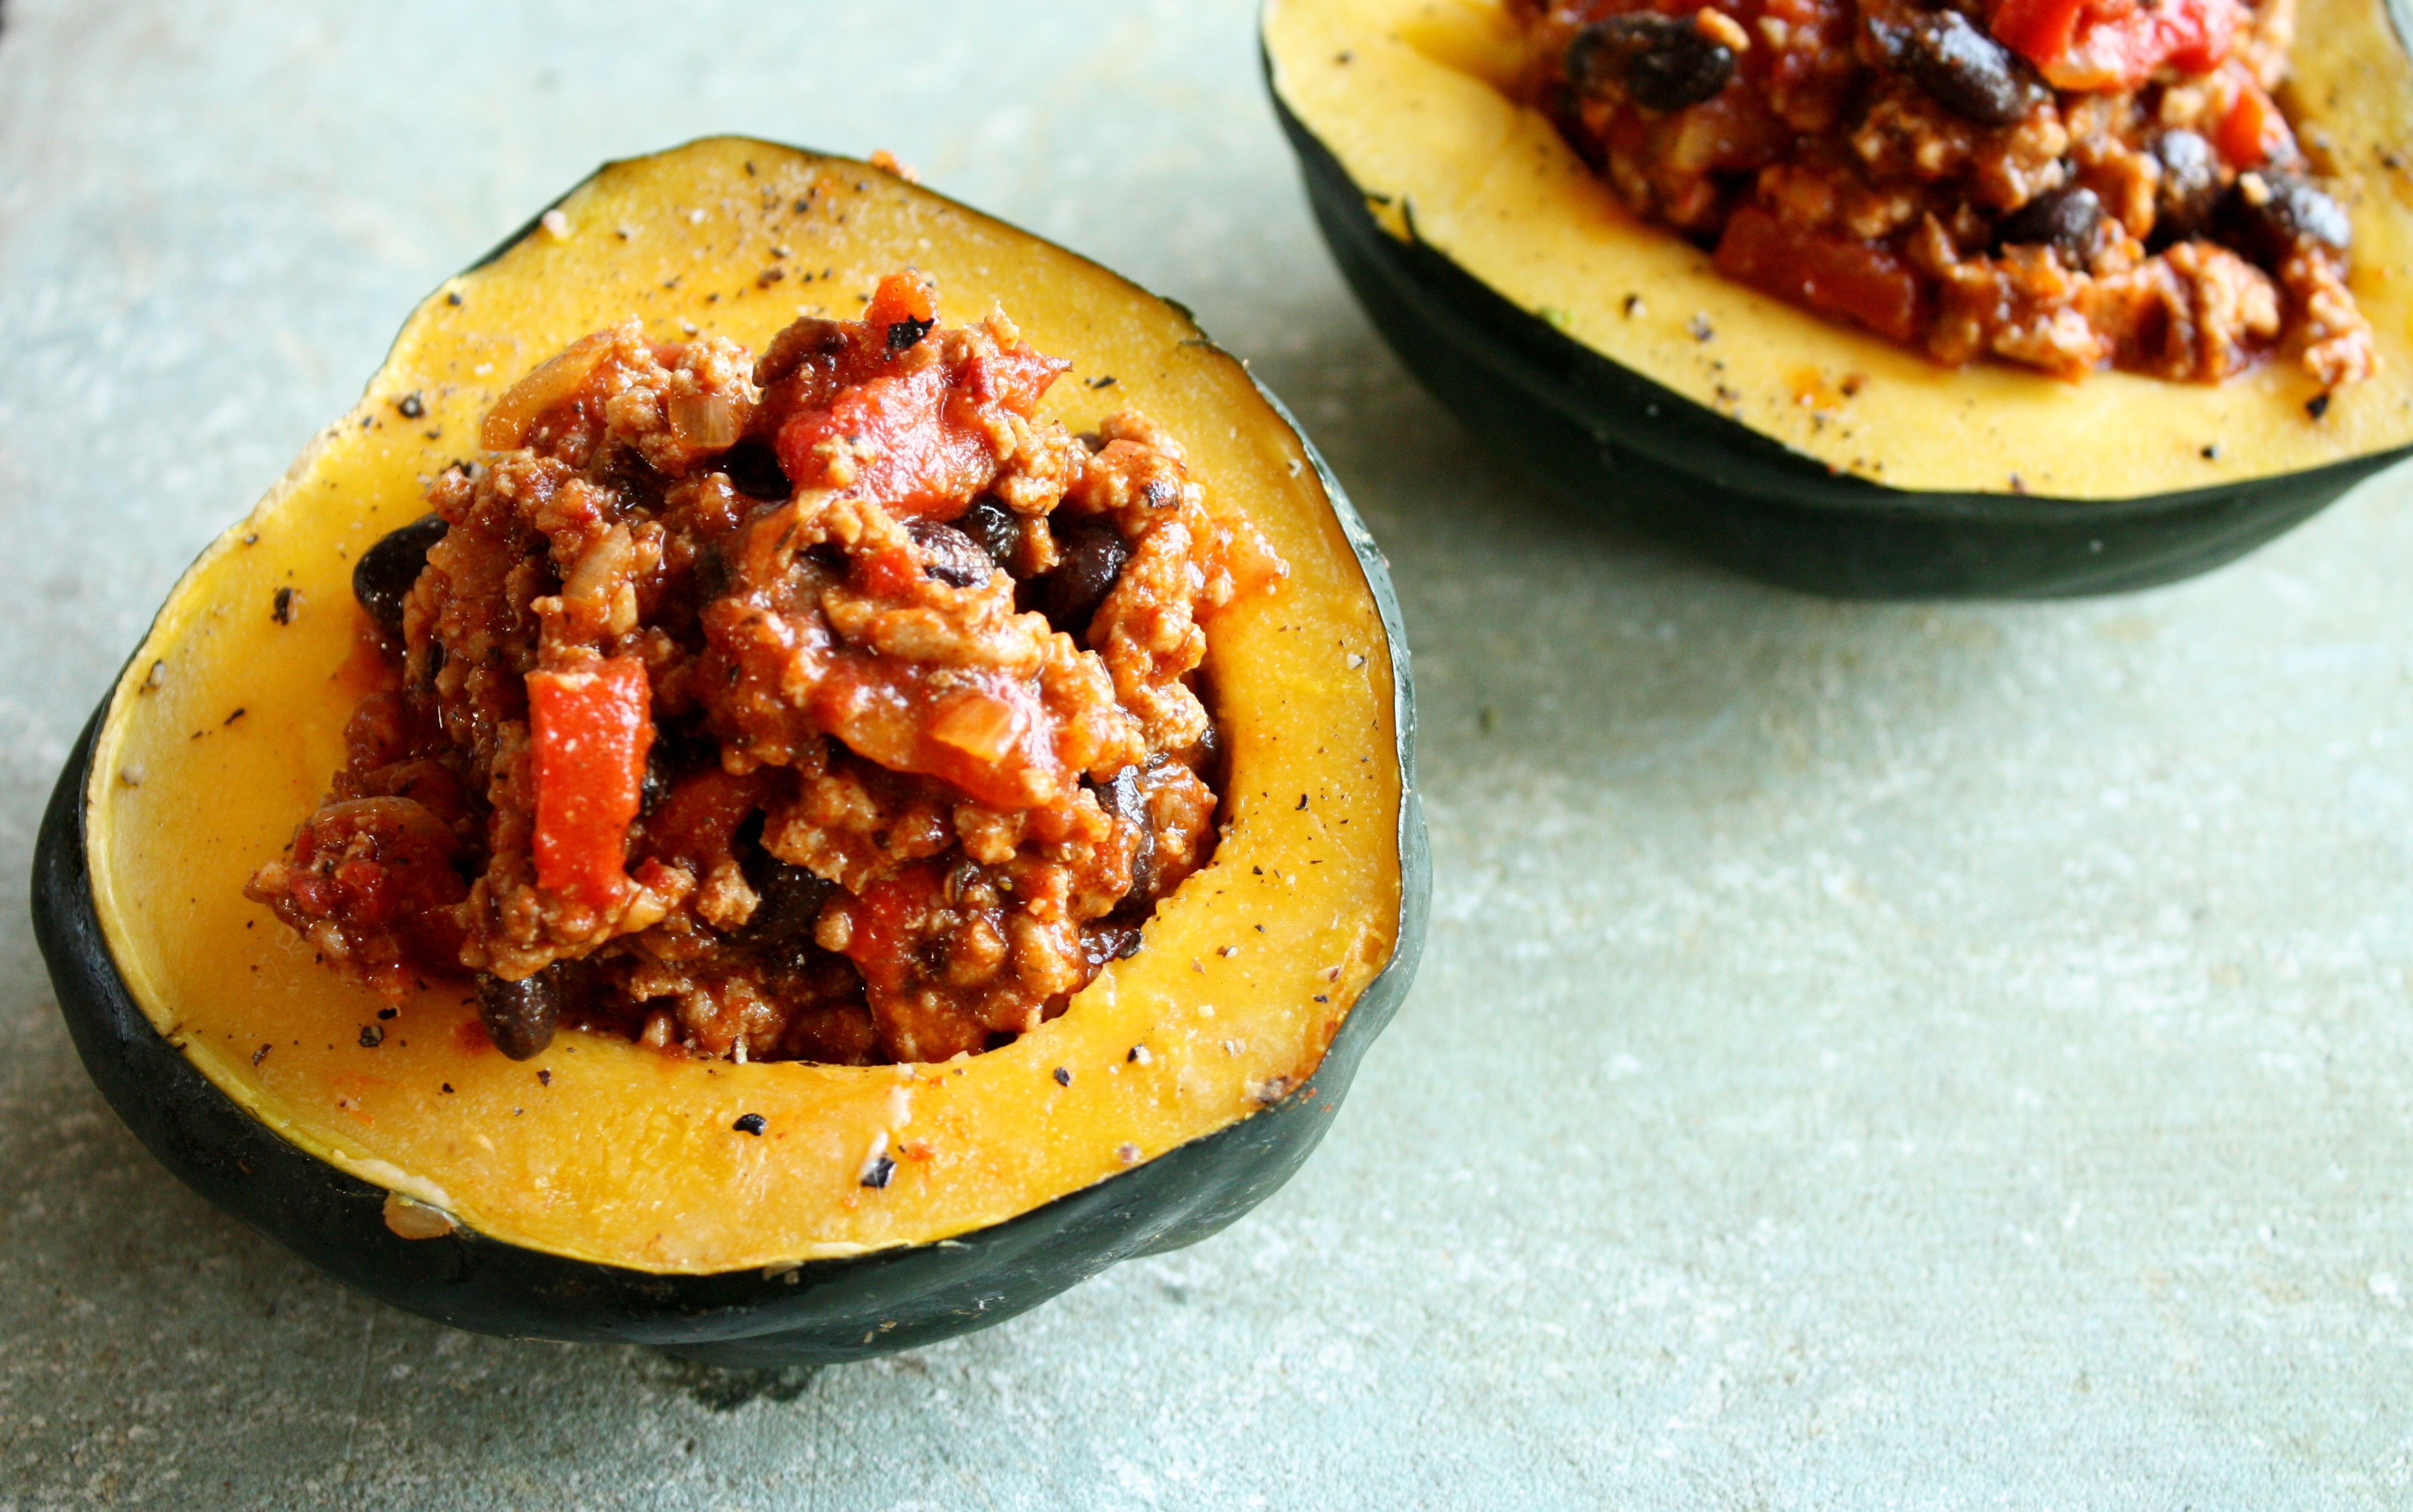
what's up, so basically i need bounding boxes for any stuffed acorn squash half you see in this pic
[1266,0,2413,596]
[30,139,1425,1366]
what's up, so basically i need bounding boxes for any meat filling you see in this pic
[1513,0,2376,388]
[247,273,1287,1064]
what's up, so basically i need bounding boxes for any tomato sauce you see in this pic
[248,285,1285,1064]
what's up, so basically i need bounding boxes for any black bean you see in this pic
[2152,130,2223,244]
[1626,24,1735,111]
[1188,717,1226,788]
[956,496,1023,566]
[732,1113,767,1136]
[738,858,836,967]
[1567,14,1734,113]
[1997,185,2103,263]
[1080,923,1145,969]
[595,447,670,515]
[352,514,448,637]
[2222,169,2353,262]
[693,541,734,600]
[717,440,789,501]
[906,519,993,589]
[1564,20,1626,90]
[639,743,673,816]
[477,970,560,1061]
[1087,765,1156,912]
[640,722,715,817]
[1877,11,2046,128]
[1087,764,1143,828]
[885,316,936,353]
[1026,517,1129,635]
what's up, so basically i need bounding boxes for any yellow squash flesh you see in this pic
[85,139,1404,1274]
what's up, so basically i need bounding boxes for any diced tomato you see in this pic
[641,768,772,874]
[284,797,464,929]
[838,863,946,1007]
[2159,0,2240,73]
[527,655,653,913]
[1714,206,1924,346]
[772,278,1069,517]
[775,361,999,517]
[1991,0,2237,90]
[1990,0,2090,68]
[961,339,1068,418]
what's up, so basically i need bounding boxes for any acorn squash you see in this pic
[28,139,1425,1366]
[1264,0,2413,596]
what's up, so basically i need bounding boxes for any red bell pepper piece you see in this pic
[1991,0,2090,70]
[527,655,653,913]
[1991,0,2236,89]
[2214,79,2282,169]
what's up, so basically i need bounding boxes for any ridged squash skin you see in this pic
[29,139,1426,1366]
[1265,0,2413,598]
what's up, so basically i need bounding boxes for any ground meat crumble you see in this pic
[1513,0,2376,388]
[247,273,1286,1065]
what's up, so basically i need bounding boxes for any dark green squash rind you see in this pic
[28,287,1425,1369]
[1269,70,2412,599]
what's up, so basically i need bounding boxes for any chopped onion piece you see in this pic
[481,329,616,450]
[670,392,743,450]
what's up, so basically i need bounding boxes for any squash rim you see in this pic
[59,138,1423,1280]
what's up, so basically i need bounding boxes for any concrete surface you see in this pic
[4,2,2411,1508]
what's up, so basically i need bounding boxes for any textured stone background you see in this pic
[4,2,2411,1507]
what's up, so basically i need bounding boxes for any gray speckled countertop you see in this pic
[4,2,2411,1508]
